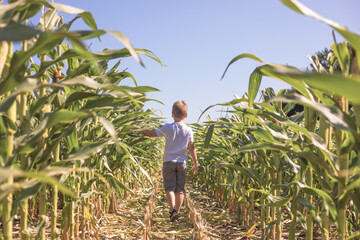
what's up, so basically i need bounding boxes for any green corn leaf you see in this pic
[281,0,360,53]
[2,115,17,133]
[33,47,114,78]
[0,78,38,113]
[204,124,214,148]
[39,8,61,32]
[46,2,97,30]
[287,123,311,140]
[248,68,262,107]
[236,142,290,152]
[300,183,337,221]
[127,153,152,185]
[0,182,19,202]
[65,92,99,107]
[78,12,97,30]
[0,32,65,94]
[271,94,356,132]
[257,64,311,100]
[47,109,90,128]
[60,76,102,89]
[65,140,111,162]
[107,30,144,67]
[0,21,43,41]
[136,49,164,67]
[98,116,121,151]
[14,118,49,155]
[92,48,132,60]
[281,0,360,71]
[0,0,25,24]
[347,231,360,240]
[302,74,360,105]
[113,111,146,127]
[11,182,42,216]
[0,167,24,182]
[0,167,73,199]
[249,127,278,143]
[264,195,291,207]
[331,42,350,73]
[81,98,126,110]
[221,53,264,80]
[29,96,50,117]
[220,163,266,187]
[348,191,360,216]
[308,132,337,170]
[109,85,160,94]
[65,127,79,153]
[107,175,134,195]
[347,177,360,191]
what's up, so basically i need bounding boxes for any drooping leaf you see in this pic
[98,116,121,151]
[65,140,111,162]
[0,78,39,113]
[0,21,43,41]
[271,93,356,132]
[46,2,97,30]
[60,76,102,89]
[264,194,292,207]
[204,124,214,148]
[248,68,262,107]
[64,92,99,107]
[281,0,360,53]
[46,109,90,128]
[107,30,144,67]
[221,53,264,79]
[256,64,311,100]
[0,0,26,24]
[347,177,360,191]
[220,163,266,187]
[300,183,337,221]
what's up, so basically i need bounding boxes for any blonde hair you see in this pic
[172,101,188,119]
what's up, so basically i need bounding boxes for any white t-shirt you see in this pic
[155,122,194,163]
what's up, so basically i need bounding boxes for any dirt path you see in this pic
[98,176,251,240]
[99,178,194,239]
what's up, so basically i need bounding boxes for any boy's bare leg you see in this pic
[166,191,176,211]
[174,192,184,213]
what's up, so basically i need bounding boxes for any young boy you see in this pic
[137,100,198,222]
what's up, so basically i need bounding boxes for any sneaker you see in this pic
[170,212,179,222]
[170,209,179,222]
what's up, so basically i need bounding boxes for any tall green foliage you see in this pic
[0,1,163,239]
[195,0,360,239]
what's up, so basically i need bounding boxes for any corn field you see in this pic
[1,0,360,240]
[0,1,164,239]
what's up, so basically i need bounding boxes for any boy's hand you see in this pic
[192,164,198,175]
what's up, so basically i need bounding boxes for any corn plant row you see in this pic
[0,1,163,239]
[141,179,160,240]
[184,194,208,240]
[193,1,360,240]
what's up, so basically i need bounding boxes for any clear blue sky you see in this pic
[59,0,359,123]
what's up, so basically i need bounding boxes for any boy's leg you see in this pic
[163,162,177,213]
[174,192,184,213]
[166,191,176,211]
[174,162,187,214]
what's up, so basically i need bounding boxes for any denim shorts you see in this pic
[163,161,187,193]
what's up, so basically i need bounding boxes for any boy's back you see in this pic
[155,122,193,163]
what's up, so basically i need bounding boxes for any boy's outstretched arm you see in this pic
[140,129,158,137]
[188,142,198,175]
[133,127,158,137]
